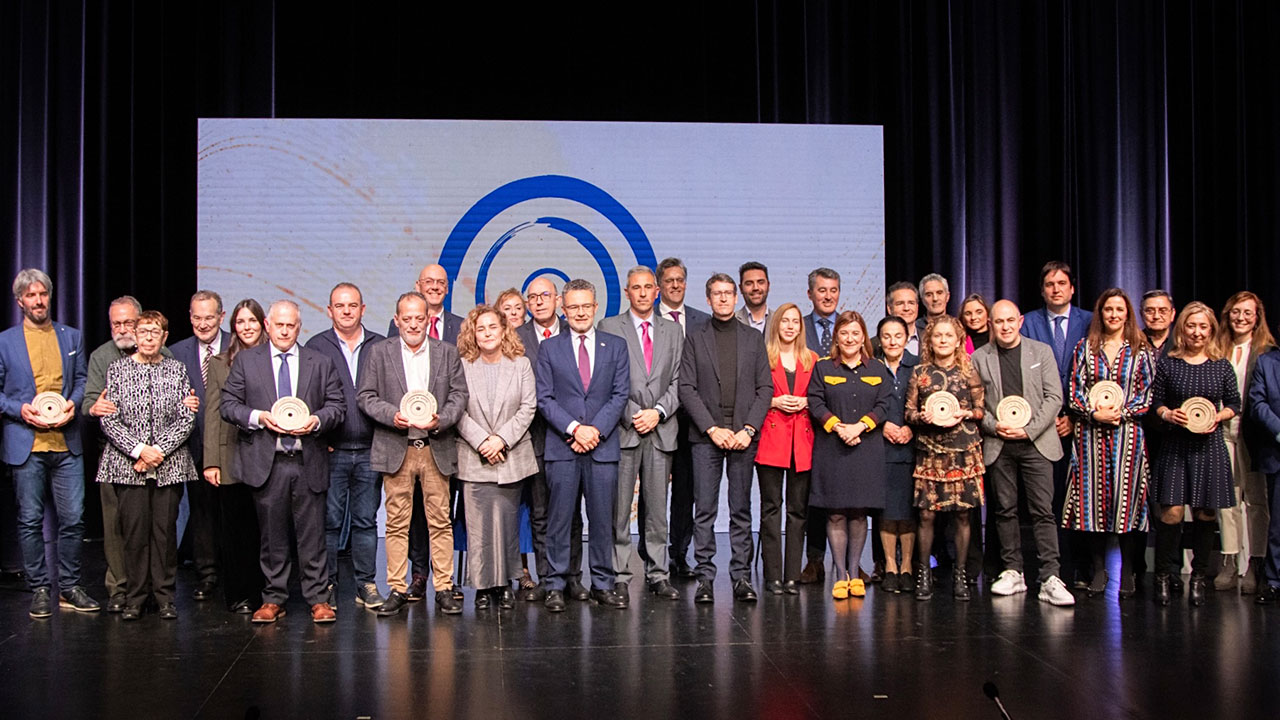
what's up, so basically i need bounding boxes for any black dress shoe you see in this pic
[869,564,884,584]
[522,583,547,602]
[451,584,464,601]
[671,559,697,579]
[591,588,628,609]
[377,590,410,617]
[192,580,217,601]
[764,580,784,595]
[475,589,492,610]
[1153,574,1172,606]
[613,582,631,607]
[231,599,253,614]
[497,586,516,609]
[405,575,428,602]
[782,580,799,595]
[1188,573,1207,607]
[694,580,715,603]
[1255,584,1279,605]
[1170,575,1185,594]
[648,579,680,599]
[436,589,463,615]
[121,605,142,621]
[732,580,758,602]
[158,602,178,620]
[107,592,127,613]
[544,589,566,612]
[566,579,590,601]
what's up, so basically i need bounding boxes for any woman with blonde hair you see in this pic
[1210,292,1274,592]
[495,288,527,329]
[454,305,537,609]
[904,316,986,601]
[1150,301,1240,606]
[753,303,818,595]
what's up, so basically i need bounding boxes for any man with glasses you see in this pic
[1141,290,1176,355]
[171,290,230,601]
[514,277,585,600]
[83,296,178,612]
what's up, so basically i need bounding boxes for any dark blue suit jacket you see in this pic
[1248,348,1280,475]
[804,311,838,357]
[655,302,710,334]
[305,326,384,448]
[534,329,630,464]
[1021,305,1093,394]
[0,322,87,464]
[170,331,231,465]
[386,311,461,344]
[516,317,569,458]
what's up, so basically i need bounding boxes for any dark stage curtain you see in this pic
[4,0,1279,340]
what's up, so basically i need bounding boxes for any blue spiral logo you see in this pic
[439,175,657,317]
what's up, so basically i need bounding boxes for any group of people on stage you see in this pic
[3,257,1280,623]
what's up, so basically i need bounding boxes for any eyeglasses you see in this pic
[416,278,448,288]
[109,320,138,330]
[1142,307,1172,316]
[526,291,555,303]
[136,328,164,339]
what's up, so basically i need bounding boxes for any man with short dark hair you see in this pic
[0,269,97,618]
[885,282,922,356]
[800,267,841,584]
[679,273,771,603]
[306,282,385,609]
[1140,290,1176,355]
[735,261,771,332]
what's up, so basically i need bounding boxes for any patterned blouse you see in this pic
[96,356,197,487]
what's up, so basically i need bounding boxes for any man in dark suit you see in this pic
[678,273,772,603]
[305,282,385,610]
[800,267,841,584]
[535,279,630,611]
[655,257,710,578]
[735,261,771,333]
[169,290,231,600]
[1248,345,1280,605]
[599,266,682,602]
[357,291,468,617]
[219,300,346,623]
[0,268,97,618]
[1020,260,1094,586]
[515,276,584,600]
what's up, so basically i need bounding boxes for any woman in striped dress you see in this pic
[1062,289,1155,599]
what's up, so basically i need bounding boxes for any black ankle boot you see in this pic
[953,568,971,600]
[1154,573,1172,606]
[914,563,933,601]
[1189,572,1207,607]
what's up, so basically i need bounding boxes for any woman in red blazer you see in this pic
[755,303,819,595]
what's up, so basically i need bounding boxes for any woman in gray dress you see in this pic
[455,305,538,609]
[97,310,197,620]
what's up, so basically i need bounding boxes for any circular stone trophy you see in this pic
[270,396,311,432]
[32,391,67,423]
[1088,380,1125,412]
[400,390,438,425]
[1181,396,1217,434]
[925,390,960,427]
[996,395,1032,429]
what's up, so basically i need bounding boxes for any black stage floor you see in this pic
[1,537,1278,720]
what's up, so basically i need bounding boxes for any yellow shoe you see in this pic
[832,578,849,600]
[848,578,866,597]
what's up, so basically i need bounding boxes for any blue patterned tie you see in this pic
[819,319,832,352]
[278,351,297,451]
[1052,316,1067,366]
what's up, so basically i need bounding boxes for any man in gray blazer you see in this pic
[734,261,771,333]
[599,266,682,602]
[219,300,346,623]
[972,299,1075,606]
[357,291,468,617]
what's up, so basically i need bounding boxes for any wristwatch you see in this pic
[743,425,757,438]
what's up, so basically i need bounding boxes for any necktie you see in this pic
[1052,316,1067,364]
[819,319,832,350]
[277,351,297,451]
[578,335,592,390]
[641,321,653,374]
[200,344,210,385]
[429,317,440,340]
[670,310,681,324]
[543,327,551,340]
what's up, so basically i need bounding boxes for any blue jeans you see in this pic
[326,448,381,586]
[12,451,85,591]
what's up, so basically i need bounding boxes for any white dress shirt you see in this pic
[533,319,561,344]
[658,301,687,331]
[401,338,431,439]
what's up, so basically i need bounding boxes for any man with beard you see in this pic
[0,269,97,618]
[735,262,771,333]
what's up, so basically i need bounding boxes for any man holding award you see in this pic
[357,291,468,617]
[971,299,1075,606]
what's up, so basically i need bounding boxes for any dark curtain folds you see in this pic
[4,1,1279,344]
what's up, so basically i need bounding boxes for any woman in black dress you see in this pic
[807,311,891,600]
[1150,301,1240,606]
[874,316,918,593]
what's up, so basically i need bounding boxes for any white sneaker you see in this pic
[991,569,1027,596]
[1038,575,1076,606]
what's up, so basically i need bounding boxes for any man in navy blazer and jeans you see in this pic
[535,279,631,612]
[306,282,385,609]
[1020,260,1093,585]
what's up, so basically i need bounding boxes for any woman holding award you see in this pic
[1063,289,1155,599]
[1150,301,1240,606]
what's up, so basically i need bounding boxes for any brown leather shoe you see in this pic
[251,603,285,623]
[799,561,825,585]
[310,602,336,623]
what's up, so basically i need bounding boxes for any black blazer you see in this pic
[170,331,231,464]
[516,318,569,458]
[218,343,346,492]
[677,319,772,443]
[304,326,384,448]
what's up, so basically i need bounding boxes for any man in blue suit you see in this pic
[1248,345,1280,605]
[1020,260,1093,585]
[0,268,97,618]
[800,267,842,585]
[535,279,630,611]
[169,290,231,600]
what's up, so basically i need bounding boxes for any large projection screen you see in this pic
[198,119,885,340]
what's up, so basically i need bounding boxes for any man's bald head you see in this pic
[990,299,1024,348]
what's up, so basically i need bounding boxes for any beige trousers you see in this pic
[383,444,454,592]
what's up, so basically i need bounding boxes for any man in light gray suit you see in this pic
[599,266,682,602]
[357,291,468,617]
[972,299,1075,606]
